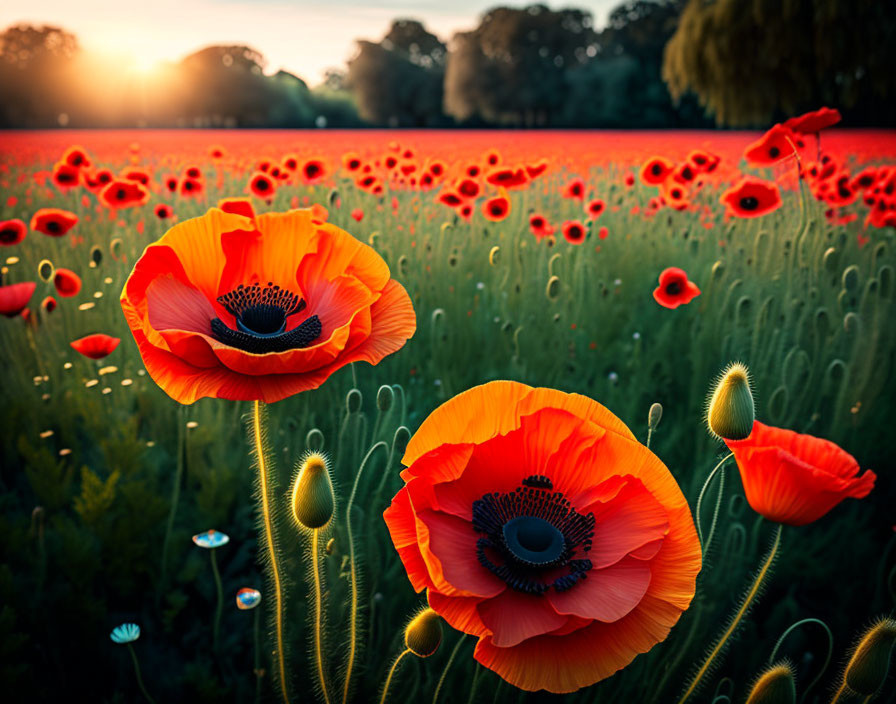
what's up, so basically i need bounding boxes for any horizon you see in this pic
[0,0,620,85]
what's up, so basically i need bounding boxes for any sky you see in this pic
[0,0,620,84]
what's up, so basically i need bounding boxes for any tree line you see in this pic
[1,0,893,129]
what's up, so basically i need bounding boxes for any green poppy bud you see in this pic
[405,608,442,658]
[745,662,796,704]
[306,428,324,451]
[376,385,394,412]
[707,362,754,441]
[648,403,663,431]
[845,618,896,695]
[346,389,362,414]
[290,452,334,530]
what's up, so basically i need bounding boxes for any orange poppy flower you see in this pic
[724,421,875,526]
[383,381,700,693]
[31,208,78,237]
[248,171,276,200]
[100,180,150,209]
[562,219,586,245]
[53,268,82,297]
[482,195,510,221]
[639,157,673,185]
[71,333,121,359]
[0,219,27,246]
[653,268,700,309]
[120,205,416,404]
[743,125,796,166]
[0,282,36,317]
[720,177,782,218]
[782,106,841,134]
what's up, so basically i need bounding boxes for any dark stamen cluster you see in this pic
[472,475,595,596]
[218,281,305,318]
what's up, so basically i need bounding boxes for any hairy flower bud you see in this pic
[405,608,442,658]
[845,618,896,695]
[745,662,796,704]
[707,362,754,440]
[290,452,334,530]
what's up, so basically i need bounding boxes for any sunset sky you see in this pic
[0,0,619,84]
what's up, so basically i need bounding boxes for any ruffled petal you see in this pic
[477,589,568,647]
[547,557,651,622]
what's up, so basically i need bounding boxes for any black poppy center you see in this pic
[740,196,759,210]
[769,146,780,158]
[46,220,61,233]
[472,475,595,595]
[210,282,322,354]
[0,228,15,242]
[666,281,682,295]
[651,163,662,175]
[256,179,270,191]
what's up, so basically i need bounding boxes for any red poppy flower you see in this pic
[851,167,878,192]
[282,155,299,171]
[179,177,204,198]
[184,166,202,180]
[483,195,510,222]
[31,208,78,237]
[155,204,173,219]
[686,149,720,174]
[84,168,114,192]
[662,182,691,211]
[218,198,255,219]
[427,159,447,178]
[342,152,362,172]
[71,333,121,359]
[351,208,364,222]
[458,203,473,222]
[720,177,782,218]
[164,175,179,193]
[743,125,796,166]
[724,421,875,526]
[466,164,482,178]
[383,381,701,693]
[585,199,605,219]
[100,180,150,209]
[486,167,528,189]
[0,282,36,317]
[210,146,225,160]
[41,296,57,313]
[639,157,673,185]
[783,107,841,134]
[248,172,276,199]
[562,220,586,245]
[484,149,501,167]
[525,159,548,179]
[302,159,326,184]
[562,178,586,200]
[528,213,553,240]
[120,206,416,404]
[0,219,27,246]
[51,162,80,190]
[62,146,91,169]
[437,190,464,208]
[653,268,700,309]
[53,268,82,297]
[671,163,696,184]
[122,168,151,186]
[456,178,480,199]
[624,173,635,187]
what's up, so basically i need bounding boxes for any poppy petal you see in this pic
[477,589,568,647]
[547,557,651,622]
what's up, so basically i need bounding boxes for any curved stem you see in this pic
[343,441,388,704]
[768,617,833,704]
[380,648,411,704]
[209,549,223,653]
[696,452,732,550]
[254,400,290,704]
[127,643,157,704]
[433,634,466,704]
[677,523,783,704]
[466,664,482,704]
[830,682,847,704]
[312,529,332,704]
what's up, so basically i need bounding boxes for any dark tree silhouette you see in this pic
[663,0,896,126]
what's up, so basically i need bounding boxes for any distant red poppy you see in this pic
[384,155,399,171]
[653,268,700,309]
[721,178,782,218]
[427,159,446,178]
[0,219,27,246]
[725,421,875,526]
[100,180,150,209]
[62,146,91,169]
[41,296,57,313]
[84,168,114,192]
[563,177,586,200]
[179,177,203,198]
[356,174,378,191]
[342,152,362,172]
[53,268,82,298]
[686,149,720,173]
[662,182,690,211]
[164,175,179,192]
[51,162,80,190]
[209,146,225,159]
[598,226,609,239]
[249,172,276,199]
[483,195,510,221]
[562,220,586,245]
[302,159,326,183]
[465,164,481,178]
[851,167,878,192]
[351,208,364,222]
[484,149,501,167]
[184,166,202,180]
[585,198,605,219]
[437,190,464,208]
[486,166,528,189]
[783,107,841,134]
[624,173,635,187]
[71,333,121,359]
[456,178,481,199]
[0,282,36,317]
[218,197,256,219]
[525,159,548,179]
[154,204,173,219]
[639,157,674,185]
[529,213,552,240]
[671,163,696,184]
[743,125,795,166]
[458,203,473,222]
[31,208,78,237]
[122,168,151,186]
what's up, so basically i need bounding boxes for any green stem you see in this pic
[695,452,732,550]
[343,441,388,704]
[380,648,411,704]
[466,664,482,704]
[312,530,332,704]
[433,634,465,704]
[159,405,185,599]
[253,607,262,704]
[677,524,783,704]
[210,549,223,653]
[768,617,833,704]
[128,643,157,704]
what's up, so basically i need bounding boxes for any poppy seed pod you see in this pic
[844,618,896,695]
[648,403,663,431]
[290,452,334,530]
[745,662,796,704]
[404,608,442,658]
[707,362,754,441]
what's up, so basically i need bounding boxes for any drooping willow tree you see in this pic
[662,0,896,126]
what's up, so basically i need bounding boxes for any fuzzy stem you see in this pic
[695,452,732,550]
[253,400,290,704]
[830,682,847,704]
[768,617,833,704]
[210,549,223,654]
[127,643,157,704]
[677,523,783,704]
[159,405,185,599]
[312,529,332,704]
[342,441,388,704]
[380,648,411,704]
[433,634,465,704]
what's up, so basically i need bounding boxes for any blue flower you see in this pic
[235,587,262,610]
[192,529,230,549]
[110,623,140,644]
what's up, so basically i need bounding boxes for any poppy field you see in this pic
[1,123,895,704]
